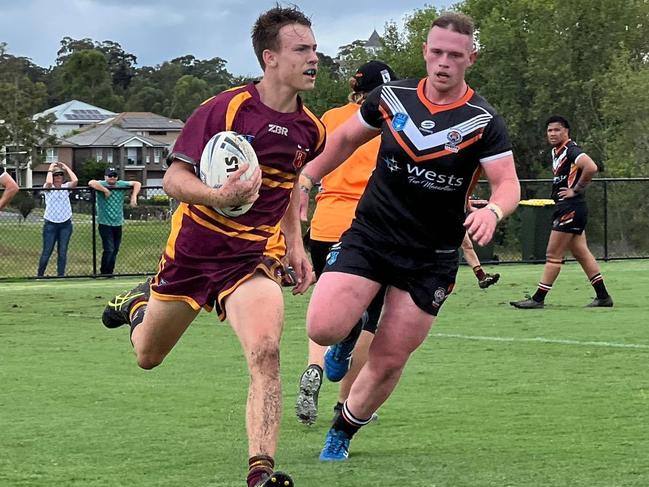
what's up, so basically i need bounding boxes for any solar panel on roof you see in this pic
[64,109,111,121]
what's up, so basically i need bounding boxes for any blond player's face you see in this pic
[423,26,476,94]
[271,23,319,93]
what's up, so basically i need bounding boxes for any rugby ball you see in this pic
[199,131,259,217]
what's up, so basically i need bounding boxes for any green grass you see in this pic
[1,261,648,486]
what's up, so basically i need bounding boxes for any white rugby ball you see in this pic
[199,131,259,217]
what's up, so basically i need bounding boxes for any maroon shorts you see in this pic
[151,204,288,320]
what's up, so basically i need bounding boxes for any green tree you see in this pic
[599,52,649,176]
[461,0,649,177]
[168,75,211,120]
[55,49,124,111]
[77,158,108,186]
[302,53,348,117]
[0,44,54,183]
[379,5,438,79]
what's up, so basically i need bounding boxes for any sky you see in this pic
[1,0,453,77]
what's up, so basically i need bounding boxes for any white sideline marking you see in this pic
[433,333,649,350]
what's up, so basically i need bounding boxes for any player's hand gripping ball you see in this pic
[200,131,259,217]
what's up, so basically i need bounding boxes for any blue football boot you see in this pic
[319,428,350,461]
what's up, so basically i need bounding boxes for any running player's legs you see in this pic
[337,330,374,403]
[345,286,435,419]
[461,232,480,268]
[131,296,199,370]
[225,273,285,457]
[307,271,382,346]
[540,229,575,285]
[305,239,331,366]
[568,231,600,277]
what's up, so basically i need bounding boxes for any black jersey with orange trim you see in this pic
[550,139,586,203]
[167,82,325,257]
[355,78,512,250]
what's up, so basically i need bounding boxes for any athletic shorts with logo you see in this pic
[310,238,385,333]
[321,227,458,316]
[552,199,587,234]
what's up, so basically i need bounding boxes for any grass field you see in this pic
[1,261,648,486]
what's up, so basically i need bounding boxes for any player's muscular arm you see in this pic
[163,160,261,208]
[465,155,520,246]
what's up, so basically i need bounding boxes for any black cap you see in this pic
[352,61,397,93]
[105,167,118,176]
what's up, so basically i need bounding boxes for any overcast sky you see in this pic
[1,0,453,77]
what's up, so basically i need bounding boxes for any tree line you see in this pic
[1,0,647,178]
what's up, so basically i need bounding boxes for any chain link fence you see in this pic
[1,179,648,279]
[0,186,174,279]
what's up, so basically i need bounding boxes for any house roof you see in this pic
[365,30,382,48]
[62,124,167,147]
[101,112,184,131]
[34,100,116,124]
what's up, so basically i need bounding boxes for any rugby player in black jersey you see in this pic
[510,116,613,309]
[299,12,520,461]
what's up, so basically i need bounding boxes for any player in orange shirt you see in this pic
[295,61,397,426]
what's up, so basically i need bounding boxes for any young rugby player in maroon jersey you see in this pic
[101,6,325,486]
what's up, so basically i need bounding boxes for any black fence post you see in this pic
[91,189,97,277]
[603,180,609,261]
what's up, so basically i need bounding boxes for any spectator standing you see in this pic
[89,167,141,275]
[37,162,78,277]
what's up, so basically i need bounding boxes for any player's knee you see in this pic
[136,352,164,370]
[307,310,350,345]
[248,338,280,374]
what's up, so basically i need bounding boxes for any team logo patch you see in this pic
[444,130,463,153]
[420,120,436,133]
[326,251,339,266]
[293,145,309,169]
[432,287,447,308]
[392,113,409,131]
[326,242,342,266]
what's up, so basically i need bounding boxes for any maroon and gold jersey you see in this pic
[156,83,325,317]
[550,139,585,203]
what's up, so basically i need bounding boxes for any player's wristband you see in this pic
[298,173,315,192]
[485,203,503,223]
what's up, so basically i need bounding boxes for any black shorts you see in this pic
[311,238,384,333]
[552,200,587,235]
[321,228,458,316]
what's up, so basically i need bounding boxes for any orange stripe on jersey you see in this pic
[302,105,326,152]
[264,228,286,259]
[416,79,475,114]
[259,164,295,180]
[380,104,483,163]
[164,203,188,260]
[193,204,276,236]
[151,288,203,312]
[200,95,216,106]
[225,91,253,130]
[262,178,294,189]
[567,164,579,187]
[187,208,267,241]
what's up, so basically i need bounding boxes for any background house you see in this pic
[33,100,116,138]
[34,108,184,187]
